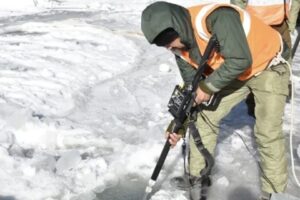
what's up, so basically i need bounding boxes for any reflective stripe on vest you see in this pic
[181,3,281,81]
[246,0,290,25]
[195,4,251,41]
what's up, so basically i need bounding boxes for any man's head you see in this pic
[151,27,186,51]
[141,1,192,49]
[152,28,179,47]
[141,1,202,63]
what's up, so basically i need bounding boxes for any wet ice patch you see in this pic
[297,144,300,159]
[96,174,148,200]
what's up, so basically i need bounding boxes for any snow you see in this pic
[0,0,299,200]
[216,176,230,187]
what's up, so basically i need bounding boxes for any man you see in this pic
[231,0,291,51]
[141,2,290,200]
[231,0,294,117]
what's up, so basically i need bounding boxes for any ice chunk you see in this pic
[33,153,56,172]
[7,144,24,157]
[55,150,81,174]
[215,150,234,164]
[216,176,229,187]
[0,131,15,145]
[231,136,244,150]
[159,63,171,72]
[22,164,36,177]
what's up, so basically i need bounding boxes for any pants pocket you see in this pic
[265,63,290,96]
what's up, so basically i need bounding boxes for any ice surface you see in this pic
[0,0,299,200]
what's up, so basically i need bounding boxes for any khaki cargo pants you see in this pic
[189,62,290,193]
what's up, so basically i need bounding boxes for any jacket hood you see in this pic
[141,1,202,64]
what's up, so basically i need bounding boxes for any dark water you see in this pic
[96,174,147,200]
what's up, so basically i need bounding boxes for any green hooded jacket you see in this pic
[141,1,253,93]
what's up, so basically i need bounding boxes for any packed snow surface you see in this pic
[0,0,299,200]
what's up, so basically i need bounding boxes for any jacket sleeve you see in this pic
[201,7,252,93]
[230,0,247,9]
[288,0,300,33]
[175,55,197,85]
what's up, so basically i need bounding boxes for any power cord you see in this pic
[287,61,300,188]
[198,60,300,189]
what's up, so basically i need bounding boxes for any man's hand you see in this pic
[165,132,182,148]
[195,87,211,105]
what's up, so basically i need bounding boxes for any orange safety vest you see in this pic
[246,0,290,25]
[180,3,281,81]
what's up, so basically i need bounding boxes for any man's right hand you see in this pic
[195,86,211,105]
[165,132,182,148]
